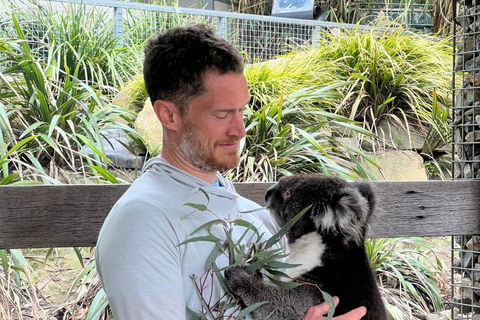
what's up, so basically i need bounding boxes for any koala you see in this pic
[224,174,387,320]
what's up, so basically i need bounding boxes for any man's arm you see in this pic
[96,199,186,320]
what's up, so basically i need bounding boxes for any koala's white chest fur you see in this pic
[285,232,325,279]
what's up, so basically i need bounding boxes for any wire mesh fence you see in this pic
[452,0,480,318]
[0,0,362,62]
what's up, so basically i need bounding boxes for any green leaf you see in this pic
[237,301,269,318]
[264,204,312,250]
[0,173,18,185]
[87,165,121,183]
[233,219,260,237]
[178,235,222,246]
[198,187,210,203]
[321,291,336,320]
[86,288,110,320]
[183,203,208,212]
[265,275,303,289]
[186,307,207,320]
[189,219,228,236]
[73,247,85,268]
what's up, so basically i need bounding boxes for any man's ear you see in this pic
[153,99,181,131]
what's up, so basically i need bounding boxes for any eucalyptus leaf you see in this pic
[264,205,311,250]
[184,203,209,212]
[237,301,269,319]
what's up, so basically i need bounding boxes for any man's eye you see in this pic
[215,113,229,119]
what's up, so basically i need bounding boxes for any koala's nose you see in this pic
[265,183,278,203]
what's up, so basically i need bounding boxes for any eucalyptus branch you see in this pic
[181,199,336,319]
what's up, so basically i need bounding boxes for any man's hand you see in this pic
[302,296,366,320]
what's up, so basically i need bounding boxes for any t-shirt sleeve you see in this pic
[95,198,186,320]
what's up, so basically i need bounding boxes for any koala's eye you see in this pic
[284,190,291,199]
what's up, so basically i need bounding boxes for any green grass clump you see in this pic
[245,23,452,149]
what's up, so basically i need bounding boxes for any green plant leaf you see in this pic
[264,204,311,250]
[183,203,209,212]
[237,301,269,318]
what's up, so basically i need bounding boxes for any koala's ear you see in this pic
[335,187,370,223]
[355,182,376,219]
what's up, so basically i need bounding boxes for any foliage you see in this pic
[1,0,140,90]
[424,161,439,177]
[419,89,451,154]
[0,249,46,319]
[0,16,139,184]
[225,88,379,182]
[246,23,452,156]
[181,195,335,319]
[366,237,444,319]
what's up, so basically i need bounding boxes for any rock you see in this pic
[452,294,473,313]
[336,137,361,150]
[133,98,163,156]
[360,136,375,152]
[467,238,480,251]
[377,120,426,150]
[82,128,145,169]
[473,264,480,282]
[361,150,428,181]
[462,277,474,298]
[466,132,480,142]
[474,281,480,296]
[464,163,473,178]
[462,252,475,269]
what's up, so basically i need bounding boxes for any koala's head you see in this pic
[265,174,375,246]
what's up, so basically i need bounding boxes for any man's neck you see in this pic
[161,148,218,184]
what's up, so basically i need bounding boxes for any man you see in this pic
[95,24,367,320]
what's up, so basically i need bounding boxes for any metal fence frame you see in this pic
[41,0,367,61]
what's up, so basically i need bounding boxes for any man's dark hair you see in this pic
[143,24,244,115]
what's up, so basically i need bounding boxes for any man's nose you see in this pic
[227,112,246,138]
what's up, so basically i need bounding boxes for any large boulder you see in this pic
[377,119,426,150]
[134,98,163,156]
[81,128,145,170]
[362,150,428,181]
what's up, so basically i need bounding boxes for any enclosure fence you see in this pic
[0,0,367,62]
[452,0,480,318]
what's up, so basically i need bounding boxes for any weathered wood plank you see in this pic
[0,180,479,249]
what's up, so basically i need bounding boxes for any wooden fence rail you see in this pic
[1,180,479,249]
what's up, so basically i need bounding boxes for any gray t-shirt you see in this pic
[95,157,280,319]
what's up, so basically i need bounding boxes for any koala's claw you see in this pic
[225,266,249,287]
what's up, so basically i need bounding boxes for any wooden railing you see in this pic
[1,180,479,249]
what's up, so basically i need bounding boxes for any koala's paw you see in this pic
[224,266,261,299]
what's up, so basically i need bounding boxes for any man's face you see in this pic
[178,72,249,172]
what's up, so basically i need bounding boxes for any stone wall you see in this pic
[454,3,480,179]
[452,2,480,318]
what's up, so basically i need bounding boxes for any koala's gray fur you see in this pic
[224,174,387,320]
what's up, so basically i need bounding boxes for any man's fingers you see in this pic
[332,306,367,320]
[303,296,339,318]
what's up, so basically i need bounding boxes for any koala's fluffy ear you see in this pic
[355,182,376,218]
[324,186,371,245]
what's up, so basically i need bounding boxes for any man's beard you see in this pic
[179,120,240,172]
